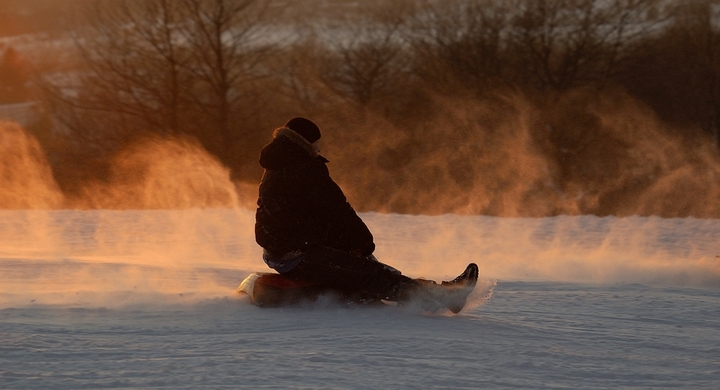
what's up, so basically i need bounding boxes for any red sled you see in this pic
[237,272,383,307]
[237,263,480,312]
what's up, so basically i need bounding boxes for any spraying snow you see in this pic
[1,120,720,388]
[1,209,718,309]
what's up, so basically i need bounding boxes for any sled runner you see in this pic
[237,263,479,314]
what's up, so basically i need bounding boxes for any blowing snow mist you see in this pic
[323,89,720,218]
[1,90,720,309]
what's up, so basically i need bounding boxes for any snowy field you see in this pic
[1,209,719,389]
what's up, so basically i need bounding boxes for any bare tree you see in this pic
[73,0,191,141]
[670,0,720,149]
[314,1,415,109]
[408,0,512,95]
[43,0,273,163]
[178,0,273,162]
[508,0,664,91]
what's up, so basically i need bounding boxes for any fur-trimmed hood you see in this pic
[259,127,326,170]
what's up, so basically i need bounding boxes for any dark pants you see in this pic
[282,246,420,301]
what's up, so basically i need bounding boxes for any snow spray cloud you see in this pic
[544,89,720,218]
[0,121,63,209]
[0,123,257,308]
[362,213,720,289]
[71,135,240,209]
[1,93,719,309]
[0,121,243,210]
[0,209,260,308]
[323,93,553,216]
[1,208,718,309]
[323,89,720,218]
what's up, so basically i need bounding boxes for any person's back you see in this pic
[255,118,374,260]
[255,126,330,256]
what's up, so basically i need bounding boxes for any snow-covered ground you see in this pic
[1,209,719,389]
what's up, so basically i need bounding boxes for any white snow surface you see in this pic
[1,209,719,389]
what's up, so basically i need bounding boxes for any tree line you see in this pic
[5,0,720,217]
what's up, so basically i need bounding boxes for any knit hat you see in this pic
[285,117,321,143]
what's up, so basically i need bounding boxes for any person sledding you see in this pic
[253,117,478,313]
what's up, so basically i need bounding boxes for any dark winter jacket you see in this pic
[255,127,375,257]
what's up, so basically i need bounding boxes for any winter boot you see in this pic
[433,263,479,314]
